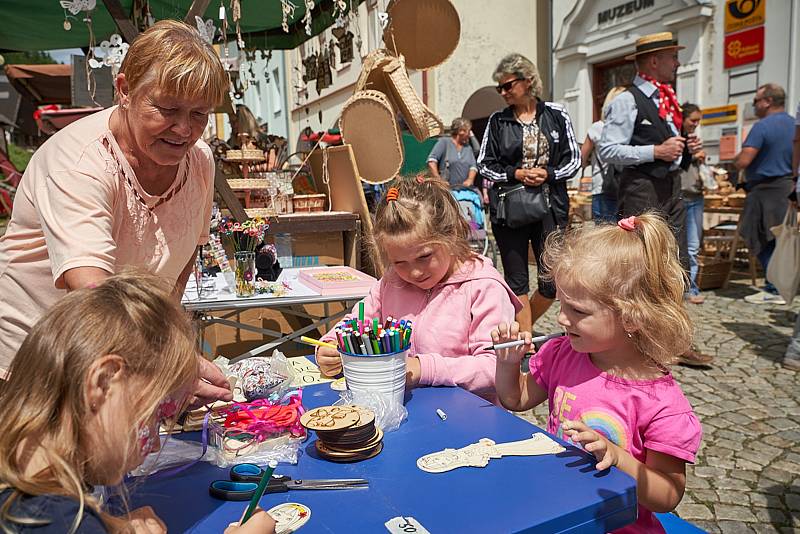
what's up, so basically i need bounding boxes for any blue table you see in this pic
[131,384,637,533]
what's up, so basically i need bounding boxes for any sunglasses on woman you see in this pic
[496,78,525,94]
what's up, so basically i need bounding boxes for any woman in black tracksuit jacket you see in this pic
[477,53,580,334]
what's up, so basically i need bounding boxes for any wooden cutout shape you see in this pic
[417,434,566,473]
[300,405,360,431]
[330,377,347,391]
[267,502,311,534]
[349,404,376,427]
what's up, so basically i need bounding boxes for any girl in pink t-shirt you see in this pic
[493,213,701,533]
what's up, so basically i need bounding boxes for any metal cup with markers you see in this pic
[337,316,413,406]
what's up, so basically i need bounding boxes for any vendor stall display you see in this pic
[703,167,745,208]
[692,166,754,290]
[339,0,458,184]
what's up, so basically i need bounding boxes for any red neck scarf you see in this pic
[638,73,682,132]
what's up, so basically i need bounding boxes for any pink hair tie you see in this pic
[618,216,637,232]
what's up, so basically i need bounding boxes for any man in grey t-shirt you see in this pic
[427,117,478,187]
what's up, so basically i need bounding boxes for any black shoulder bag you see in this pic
[489,182,551,229]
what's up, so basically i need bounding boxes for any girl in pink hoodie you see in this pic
[316,177,521,401]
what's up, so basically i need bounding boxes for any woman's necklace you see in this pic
[514,101,536,126]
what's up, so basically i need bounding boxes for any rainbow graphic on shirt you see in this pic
[578,409,629,450]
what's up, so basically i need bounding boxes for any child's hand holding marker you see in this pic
[490,322,532,364]
[223,509,276,534]
[308,316,415,379]
[316,345,343,377]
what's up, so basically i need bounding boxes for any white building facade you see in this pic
[552,0,800,166]
[285,0,550,150]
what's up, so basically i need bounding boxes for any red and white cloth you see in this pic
[639,72,683,132]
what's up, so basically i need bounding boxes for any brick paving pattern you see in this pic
[513,272,800,532]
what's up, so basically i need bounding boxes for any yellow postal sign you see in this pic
[725,0,765,34]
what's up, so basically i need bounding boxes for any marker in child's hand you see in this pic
[300,336,338,350]
[240,460,277,525]
[484,332,565,351]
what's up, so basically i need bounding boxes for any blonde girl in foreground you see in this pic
[0,273,274,533]
[493,213,702,533]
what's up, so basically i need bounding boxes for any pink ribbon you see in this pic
[618,216,637,232]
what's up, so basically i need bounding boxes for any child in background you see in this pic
[316,177,521,402]
[493,213,702,533]
[0,273,274,534]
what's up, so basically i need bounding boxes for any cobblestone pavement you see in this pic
[512,272,800,533]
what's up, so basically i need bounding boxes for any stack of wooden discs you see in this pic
[300,405,383,462]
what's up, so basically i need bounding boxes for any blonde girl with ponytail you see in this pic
[493,213,701,533]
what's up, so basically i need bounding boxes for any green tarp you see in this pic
[400,133,438,176]
[0,0,357,52]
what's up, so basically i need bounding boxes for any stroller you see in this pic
[450,186,497,265]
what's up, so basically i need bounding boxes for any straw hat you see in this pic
[624,32,685,60]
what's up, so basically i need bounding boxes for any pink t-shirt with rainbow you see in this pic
[530,336,702,533]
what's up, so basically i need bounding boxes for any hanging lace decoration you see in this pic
[332,0,347,21]
[302,0,315,36]
[196,16,217,45]
[350,0,362,54]
[59,0,95,30]
[219,1,230,63]
[280,0,297,33]
[88,34,129,77]
[231,0,245,49]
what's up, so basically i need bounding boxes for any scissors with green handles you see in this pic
[209,463,368,501]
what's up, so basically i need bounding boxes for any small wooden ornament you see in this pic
[266,502,311,532]
[417,434,566,473]
[300,406,361,431]
[326,427,383,453]
[316,440,383,462]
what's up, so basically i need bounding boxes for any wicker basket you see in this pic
[704,194,724,208]
[227,179,293,213]
[696,255,731,290]
[293,194,327,212]
[726,194,746,208]
[340,90,404,184]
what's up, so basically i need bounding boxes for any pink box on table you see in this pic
[298,266,377,295]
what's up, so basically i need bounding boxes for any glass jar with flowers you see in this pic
[218,217,270,297]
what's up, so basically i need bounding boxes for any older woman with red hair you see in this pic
[0,20,232,402]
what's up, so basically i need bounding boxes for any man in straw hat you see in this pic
[598,31,713,367]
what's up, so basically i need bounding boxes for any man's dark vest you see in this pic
[623,84,675,180]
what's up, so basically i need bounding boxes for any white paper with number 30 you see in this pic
[385,516,431,534]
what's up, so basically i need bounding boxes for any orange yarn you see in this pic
[386,187,400,202]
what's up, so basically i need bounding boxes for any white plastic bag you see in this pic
[219,351,296,401]
[767,209,800,303]
[130,436,211,477]
[699,163,717,191]
[334,390,408,432]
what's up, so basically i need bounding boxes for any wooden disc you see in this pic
[300,406,361,431]
[351,405,376,427]
[326,427,384,453]
[316,440,384,463]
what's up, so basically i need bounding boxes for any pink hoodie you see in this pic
[320,255,522,402]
